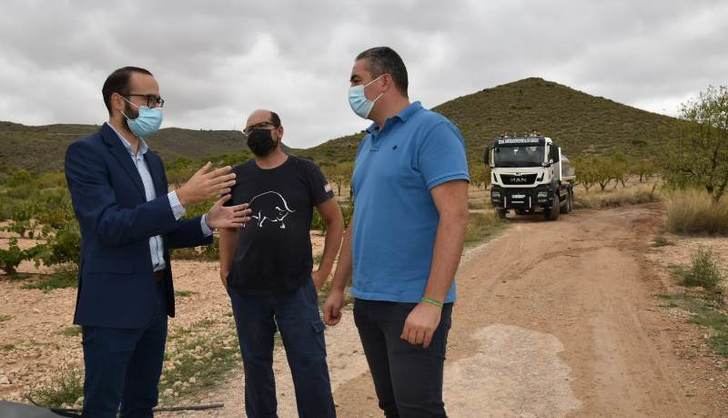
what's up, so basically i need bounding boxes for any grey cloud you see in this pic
[0,0,726,147]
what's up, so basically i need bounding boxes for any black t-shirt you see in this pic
[225,155,334,294]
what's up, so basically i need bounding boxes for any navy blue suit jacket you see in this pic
[64,123,212,328]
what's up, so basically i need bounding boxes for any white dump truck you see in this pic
[486,135,575,220]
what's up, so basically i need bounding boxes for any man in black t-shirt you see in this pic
[219,109,343,418]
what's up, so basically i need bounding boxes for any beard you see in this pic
[122,100,139,132]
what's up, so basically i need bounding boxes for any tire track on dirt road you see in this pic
[333,205,724,417]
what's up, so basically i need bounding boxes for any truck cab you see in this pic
[486,135,575,220]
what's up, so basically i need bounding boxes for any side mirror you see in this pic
[484,146,494,168]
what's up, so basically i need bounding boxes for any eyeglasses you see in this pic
[126,93,165,108]
[242,121,276,137]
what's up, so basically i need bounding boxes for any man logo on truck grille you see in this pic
[512,177,528,183]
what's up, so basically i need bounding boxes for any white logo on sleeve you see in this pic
[249,191,295,229]
[324,183,332,193]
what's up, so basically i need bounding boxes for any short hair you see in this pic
[356,47,408,97]
[270,111,281,128]
[102,66,153,114]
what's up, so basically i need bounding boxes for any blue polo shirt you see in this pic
[351,101,470,303]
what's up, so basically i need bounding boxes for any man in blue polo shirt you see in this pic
[323,47,470,417]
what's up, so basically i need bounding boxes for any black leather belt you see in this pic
[153,269,166,282]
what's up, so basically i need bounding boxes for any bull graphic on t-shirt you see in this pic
[249,191,296,229]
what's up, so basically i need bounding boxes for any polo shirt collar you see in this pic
[366,101,423,134]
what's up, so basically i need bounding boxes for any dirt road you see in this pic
[5,205,724,416]
[330,205,726,417]
[165,204,727,417]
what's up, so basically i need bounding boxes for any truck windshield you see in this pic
[493,145,545,167]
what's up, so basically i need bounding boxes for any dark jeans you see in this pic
[81,282,167,418]
[354,299,453,418]
[228,278,336,418]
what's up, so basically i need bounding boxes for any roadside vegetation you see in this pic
[665,190,728,236]
[662,246,727,356]
[655,84,728,359]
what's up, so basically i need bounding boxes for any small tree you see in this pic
[633,158,657,183]
[609,153,629,189]
[574,156,599,192]
[661,85,728,202]
[468,162,490,190]
[592,157,613,191]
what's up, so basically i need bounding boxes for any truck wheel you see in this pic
[560,191,572,214]
[545,194,560,221]
[567,191,574,213]
[495,208,507,219]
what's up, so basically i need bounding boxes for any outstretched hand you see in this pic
[177,162,237,206]
[206,195,251,229]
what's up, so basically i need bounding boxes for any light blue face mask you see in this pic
[348,75,384,119]
[122,97,163,138]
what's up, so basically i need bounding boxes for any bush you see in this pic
[666,190,728,235]
[0,172,81,276]
[28,364,84,409]
[38,222,81,269]
[0,238,29,275]
[311,202,354,233]
[674,246,724,290]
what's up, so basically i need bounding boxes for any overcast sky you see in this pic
[1,0,726,148]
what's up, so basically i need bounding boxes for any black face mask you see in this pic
[247,129,278,157]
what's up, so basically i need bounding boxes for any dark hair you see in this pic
[102,66,153,114]
[270,111,281,128]
[356,47,408,97]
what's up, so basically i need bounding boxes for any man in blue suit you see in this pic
[65,66,250,417]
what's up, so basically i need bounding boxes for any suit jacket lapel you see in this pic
[100,123,146,199]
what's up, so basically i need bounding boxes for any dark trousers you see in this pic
[228,279,336,418]
[354,299,453,418]
[81,282,168,418]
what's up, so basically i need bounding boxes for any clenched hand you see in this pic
[323,289,346,326]
[400,302,442,348]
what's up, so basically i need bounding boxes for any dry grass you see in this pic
[28,364,84,409]
[574,182,660,209]
[666,190,728,236]
[465,211,505,247]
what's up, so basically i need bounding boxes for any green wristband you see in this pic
[421,297,443,308]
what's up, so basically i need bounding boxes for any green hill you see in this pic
[0,121,248,172]
[1,78,680,173]
[299,77,679,164]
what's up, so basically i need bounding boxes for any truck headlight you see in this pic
[537,191,548,198]
[492,191,501,198]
